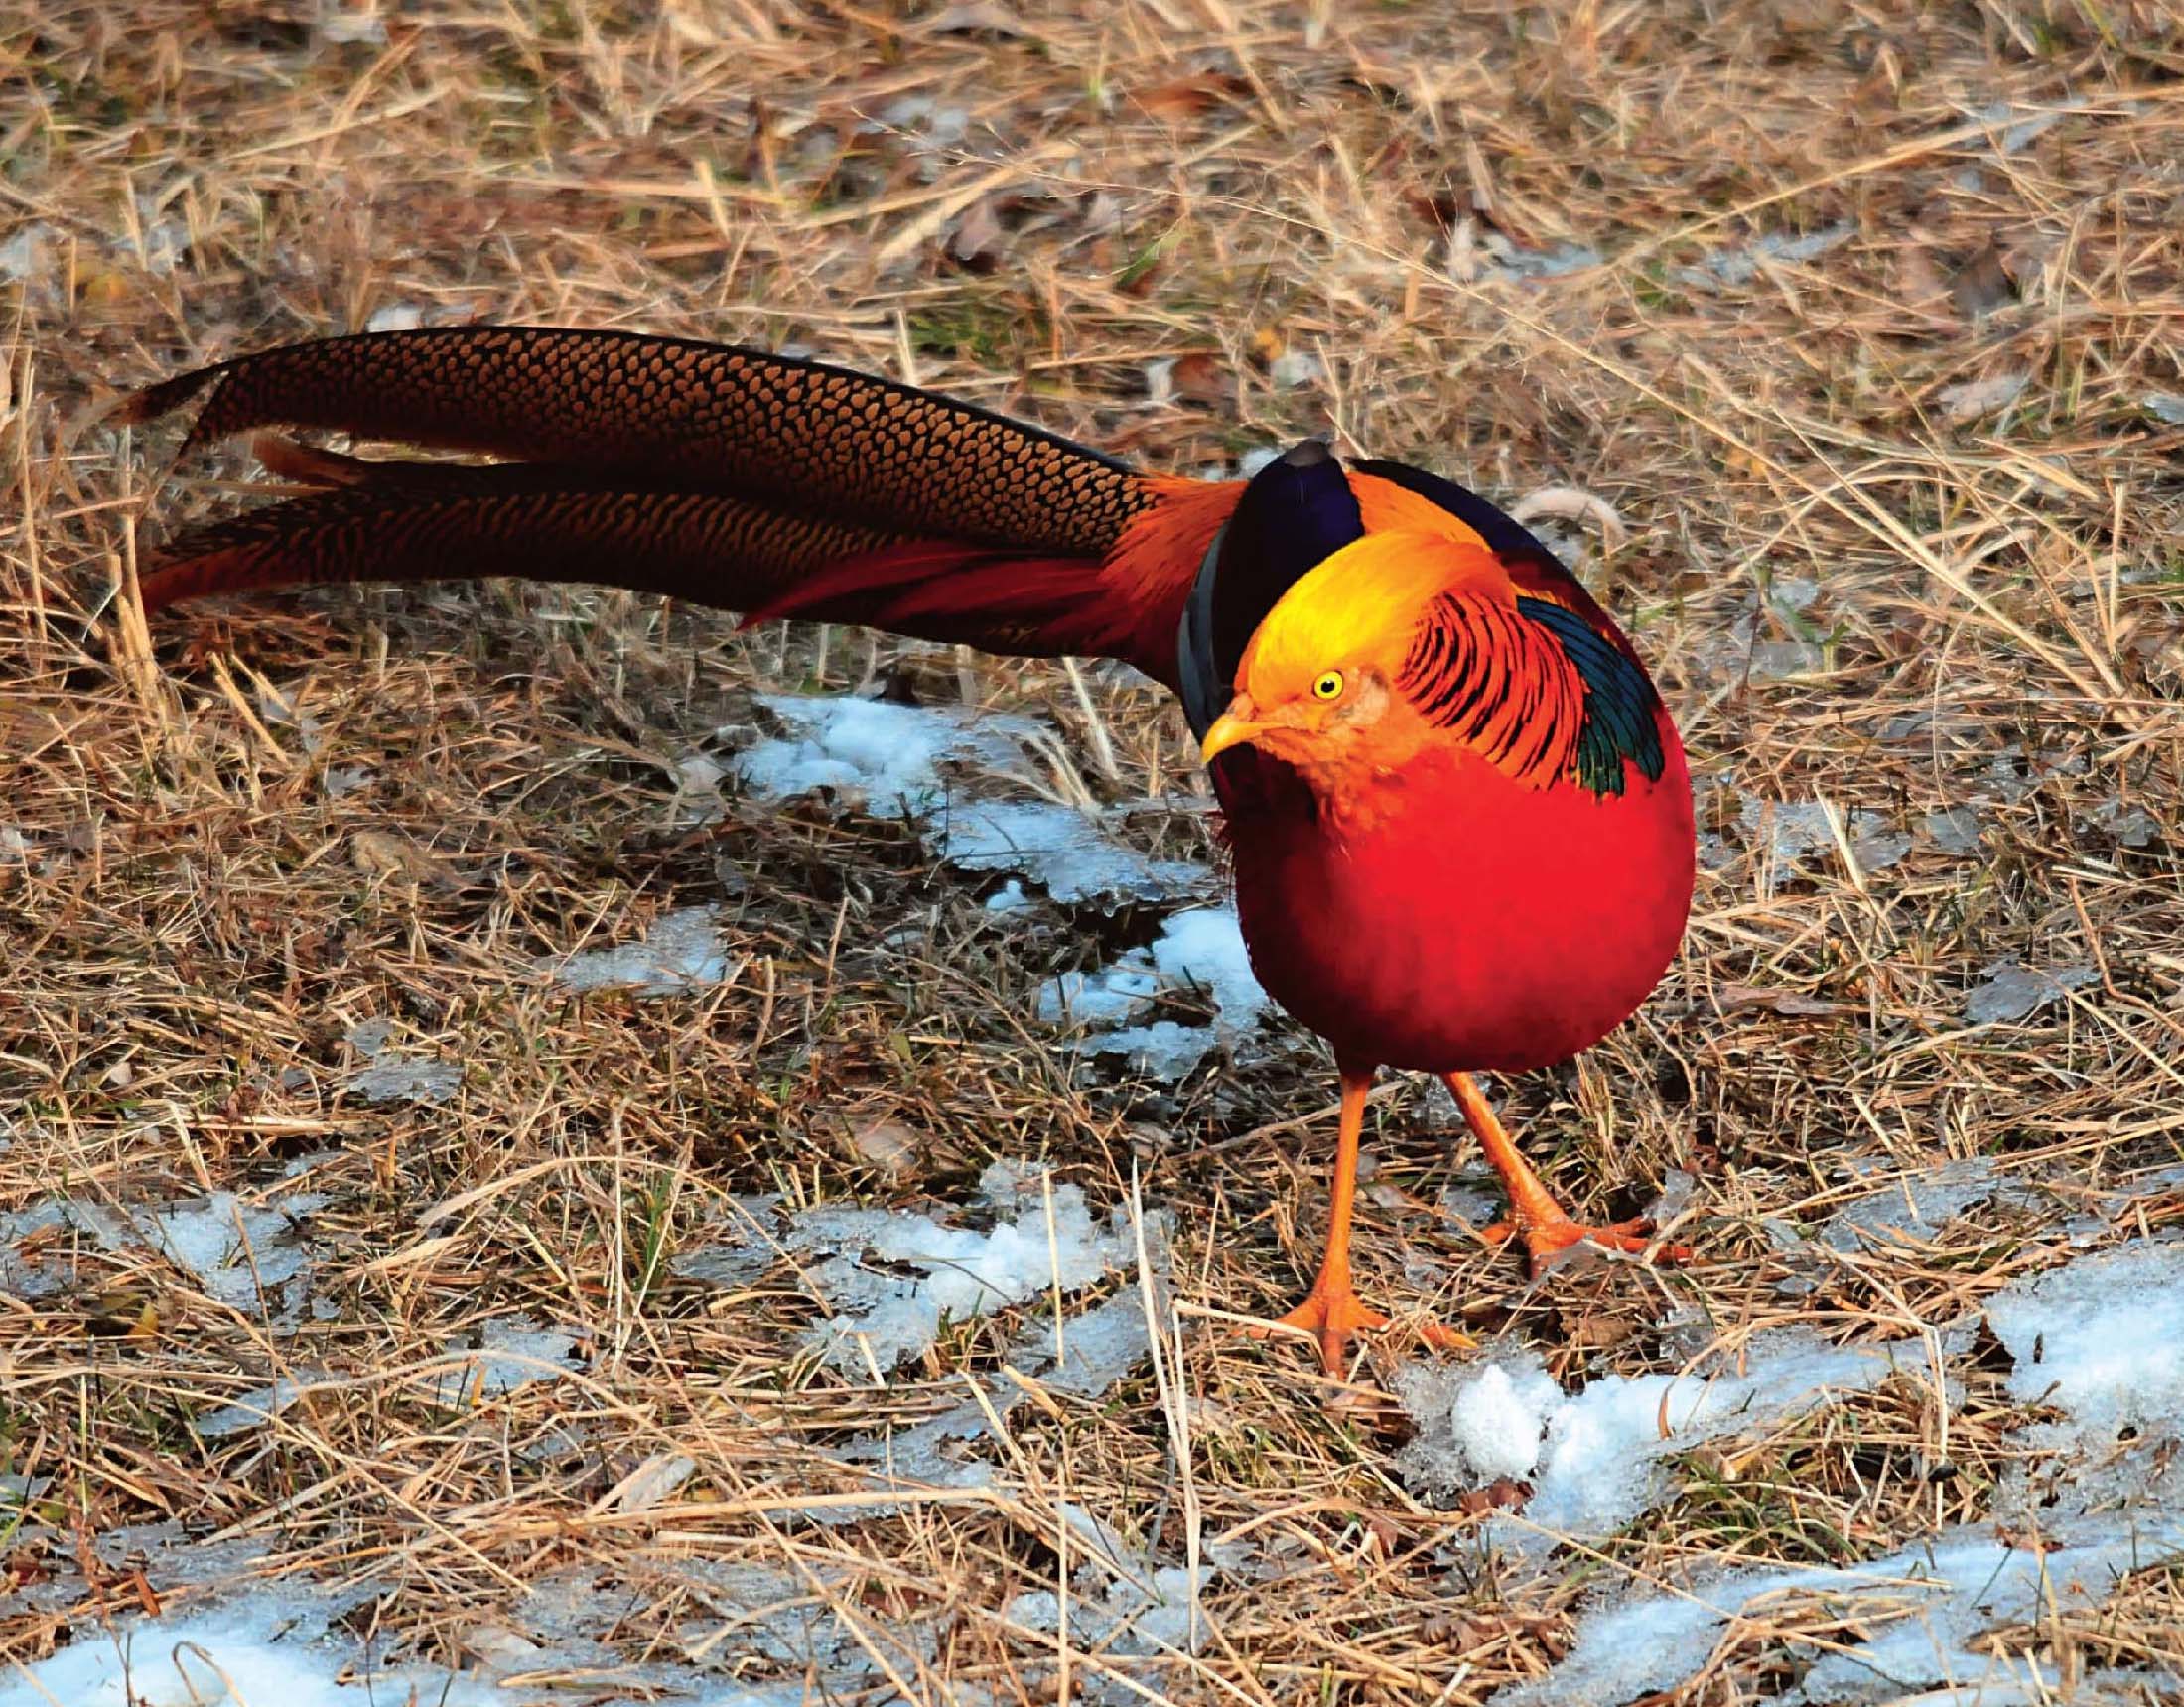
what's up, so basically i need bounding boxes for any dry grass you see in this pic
[5,1,2184,1701]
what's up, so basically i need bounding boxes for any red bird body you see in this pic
[1234,729,1692,1075]
[113,326,1696,1374]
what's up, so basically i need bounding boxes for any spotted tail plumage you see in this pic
[117,325,1223,671]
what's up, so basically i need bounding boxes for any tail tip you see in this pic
[109,364,223,429]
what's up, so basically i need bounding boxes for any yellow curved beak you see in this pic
[1199,708,1263,766]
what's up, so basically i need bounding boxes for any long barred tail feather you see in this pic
[119,326,1159,556]
[133,468,909,618]
[117,326,1234,670]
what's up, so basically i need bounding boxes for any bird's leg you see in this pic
[1444,1071,1691,1275]
[1255,1068,1471,1377]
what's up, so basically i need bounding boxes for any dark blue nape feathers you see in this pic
[1177,441,1364,739]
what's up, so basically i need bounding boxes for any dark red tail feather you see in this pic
[133,469,906,618]
[120,326,1160,556]
[120,326,1231,669]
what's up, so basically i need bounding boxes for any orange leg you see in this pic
[1444,1072,1691,1274]
[1254,1067,1472,1376]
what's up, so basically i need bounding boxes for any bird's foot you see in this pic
[1249,1282,1473,1377]
[1480,1214,1693,1277]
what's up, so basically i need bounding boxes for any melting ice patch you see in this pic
[1738,794,1910,872]
[430,1316,584,1407]
[788,1163,1149,1375]
[1038,905,1272,1076]
[152,1190,327,1307]
[194,1370,332,1440]
[1,1190,325,1316]
[542,905,736,995]
[343,1016,461,1104]
[1008,1565,1218,1686]
[1676,220,1855,290]
[0,1593,506,1707]
[1507,1236,2184,1706]
[1396,1330,1931,1549]
[1964,957,2097,1025]
[734,692,1037,812]
[1819,1157,2034,1252]
[940,798,1206,906]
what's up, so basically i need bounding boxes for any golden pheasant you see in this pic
[116,327,1697,1374]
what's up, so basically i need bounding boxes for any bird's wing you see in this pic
[119,325,1234,679]
[1399,586,1666,797]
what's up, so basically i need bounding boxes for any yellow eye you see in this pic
[1311,670,1345,701]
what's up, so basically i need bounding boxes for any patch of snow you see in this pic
[430,1316,582,1407]
[1399,1331,1930,1549]
[791,1165,1151,1374]
[803,1219,1166,1532]
[735,692,1036,813]
[2146,392,2184,426]
[940,799,1205,906]
[1509,1515,2184,1707]
[152,1190,327,1306]
[1237,446,1283,478]
[1820,1157,2032,1252]
[1985,1240,2184,1449]
[0,1592,507,1707]
[1394,1357,1564,1485]
[363,301,422,331]
[1964,958,2097,1025]
[736,695,1205,912]
[1269,350,1322,389]
[543,904,735,995]
[1039,904,1271,1076]
[1512,1233,2184,1706]
[1677,221,1854,291]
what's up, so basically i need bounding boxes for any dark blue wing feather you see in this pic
[1516,595,1665,795]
